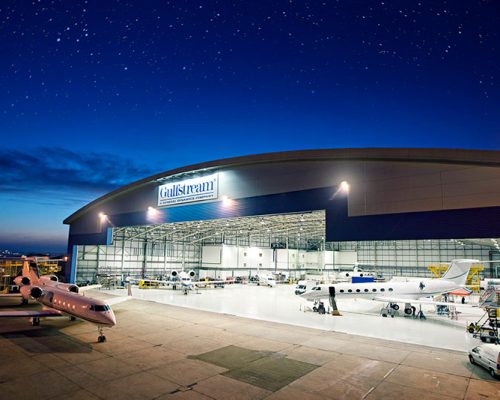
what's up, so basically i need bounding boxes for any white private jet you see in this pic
[301,259,477,317]
[333,265,374,282]
[0,260,116,342]
[134,270,225,294]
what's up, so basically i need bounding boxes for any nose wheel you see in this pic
[97,326,106,343]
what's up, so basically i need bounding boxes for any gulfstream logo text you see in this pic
[158,174,218,206]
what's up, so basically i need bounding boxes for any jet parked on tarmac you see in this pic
[301,259,477,318]
[0,260,116,342]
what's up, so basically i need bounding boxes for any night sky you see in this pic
[0,1,499,253]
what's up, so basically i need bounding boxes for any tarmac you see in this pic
[109,284,483,352]
[1,292,499,400]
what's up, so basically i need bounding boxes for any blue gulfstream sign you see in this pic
[158,173,219,206]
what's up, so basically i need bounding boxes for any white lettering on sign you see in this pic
[158,174,218,206]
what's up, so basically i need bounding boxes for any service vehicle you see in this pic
[469,344,500,378]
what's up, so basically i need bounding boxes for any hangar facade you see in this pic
[63,148,500,284]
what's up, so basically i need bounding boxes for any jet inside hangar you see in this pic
[73,208,499,286]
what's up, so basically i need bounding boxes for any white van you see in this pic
[295,281,307,295]
[469,344,500,378]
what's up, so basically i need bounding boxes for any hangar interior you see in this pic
[74,210,500,284]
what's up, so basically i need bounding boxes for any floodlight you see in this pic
[339,181,350,193]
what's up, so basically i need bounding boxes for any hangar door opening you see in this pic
[73,210,355,284]
[73,209,500,285]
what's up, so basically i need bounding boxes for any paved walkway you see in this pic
[0,294,499,399]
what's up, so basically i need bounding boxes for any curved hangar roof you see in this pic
[64,149,500,244]
[65,148,500,227]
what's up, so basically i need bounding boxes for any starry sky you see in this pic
[0,1,499,253]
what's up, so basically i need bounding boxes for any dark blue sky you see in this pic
[0,1,499,252]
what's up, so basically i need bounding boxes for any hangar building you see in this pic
[63,148,500,284]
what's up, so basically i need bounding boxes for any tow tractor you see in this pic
[312,300,326,314]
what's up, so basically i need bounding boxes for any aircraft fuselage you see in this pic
[301,279,459,302]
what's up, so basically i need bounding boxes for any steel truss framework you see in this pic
[112,211,327,250]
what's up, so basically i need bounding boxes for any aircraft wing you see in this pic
[131,278,172,285]
[194,280,226,287]
[78,284,102,292]
[105,296,131,305]
[0,309,63,318]
[372,296,478,308]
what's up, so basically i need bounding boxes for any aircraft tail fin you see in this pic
[22,259,40,285]
[440,259,477,286]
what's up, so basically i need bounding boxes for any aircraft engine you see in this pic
[68,285,79,293]
[171,270,178,278]
[188,270,196,278]
[30,287,44,299]
[21,277,31,286]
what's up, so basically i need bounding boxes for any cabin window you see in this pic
[364,289,369,292]
[380,288,385,292]
[340,289,344,293]
[372,289,377,292]
[348,289,352,293]
[356,289,360,293]
[388,288,393,292]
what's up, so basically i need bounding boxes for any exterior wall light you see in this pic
[222,195,233,206]
[147,206,158,216]
[340,181,350,193]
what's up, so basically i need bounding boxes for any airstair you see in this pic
[467,289,500,343]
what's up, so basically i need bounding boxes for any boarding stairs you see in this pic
[479,289,500,307]
[467,291,500,343]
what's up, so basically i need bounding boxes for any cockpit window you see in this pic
[90,304,110,312]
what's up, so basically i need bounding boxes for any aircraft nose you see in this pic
[107,310,117,326]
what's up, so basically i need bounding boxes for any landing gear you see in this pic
[390,303,399,311]
[404,303,416,317]
[97,326,106,343]
[381,305,396,318]
[30,317,40,326]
